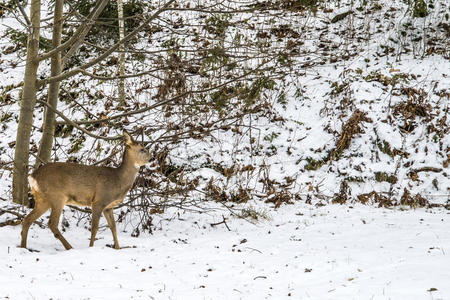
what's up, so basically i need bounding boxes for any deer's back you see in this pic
[30,162,120,206]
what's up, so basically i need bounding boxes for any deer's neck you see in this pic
[118,149,140,186]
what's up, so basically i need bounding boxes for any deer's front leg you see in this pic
[89,204,103,247]
[103,208,120,249]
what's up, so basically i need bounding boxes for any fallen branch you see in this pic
[210,215,231,231]
[413,167,442,173]
[0,219,21,227]
[0,208,46,228]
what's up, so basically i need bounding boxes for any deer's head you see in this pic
[124,132,151,168]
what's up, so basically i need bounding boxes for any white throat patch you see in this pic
[28,175,40,191]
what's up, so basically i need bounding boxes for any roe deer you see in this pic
[20,132,150,250]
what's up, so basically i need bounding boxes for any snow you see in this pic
[1,203,449,299]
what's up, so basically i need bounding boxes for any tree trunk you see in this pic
[117,0,126,106]
[35,0,64,169]
[12,0,41,205]
[35,0,110,167]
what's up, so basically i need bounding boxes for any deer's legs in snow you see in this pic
[48,201,72,250]
[89,204,103,247]
[103,208,120,249]
[20,199,50,248]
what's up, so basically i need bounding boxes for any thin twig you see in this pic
[14,0,31,27]
[210,215,231,231]
[36,99,122,141]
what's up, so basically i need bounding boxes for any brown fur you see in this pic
[20,132,150,250]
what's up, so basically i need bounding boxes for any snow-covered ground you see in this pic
[1,203,449,299]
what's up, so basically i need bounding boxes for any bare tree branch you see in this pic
[36,99,122,141]
[37,0,176,88]
[13,0,31,27]
[80,68,165,81]
[36,0,111,63]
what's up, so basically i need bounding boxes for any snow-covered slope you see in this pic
[0,0,448,204]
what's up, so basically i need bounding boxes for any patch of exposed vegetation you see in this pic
[345,176,365,183]
[304,157,324,171]
[332,181,350,204]
[356,191,394,208]
[265,191,293,208]
[253,0,323,13]
[407,167,443,181]
[364,71,411,86]
[331,10,353,23]
[354,188,431,209]
[205,180,252,204]
[375,172,398,184]
[377,140,408,158]
[239,206,271,221]
[400,188,429,208]
[393,87,431,133]
[305,110,372,170]
[329,110,372,161]
[410,0,428,18]
[393,88,431,119]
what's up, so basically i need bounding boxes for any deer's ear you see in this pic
[123,132,134,146]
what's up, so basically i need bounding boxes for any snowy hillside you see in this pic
[0,0,448,205]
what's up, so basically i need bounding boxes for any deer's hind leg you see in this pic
[20,195,50,248]
[48,199,72,250]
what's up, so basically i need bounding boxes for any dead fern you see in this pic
[328,110,372,161]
